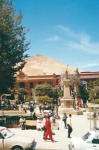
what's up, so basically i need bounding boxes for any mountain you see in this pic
[21,54,79,76]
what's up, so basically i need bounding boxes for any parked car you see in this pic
[69,129,99,150]
[0,126,35,150]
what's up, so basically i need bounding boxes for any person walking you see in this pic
[62,113,68,128]
[42,115,46,138]
[30,105,34,116]
[43,115,55,142]
[39,104,42,113]
[67,114,73,138]
[36,117,42,131]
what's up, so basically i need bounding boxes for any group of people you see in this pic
[19,112,73,141]
[19,113,56,142]
[36,114,57,142]
[62,113,73,138]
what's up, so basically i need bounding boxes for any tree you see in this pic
[69,68,80,108]
[35,83,53,104]
[17,88,28,103]
[0,0,30,94]
[78,82,89,107]
[7,87,17,100]
[88,78,99,104]
[36,95,53,104]
[35,83,53,97]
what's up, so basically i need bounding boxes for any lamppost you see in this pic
[53,85,59,118]
[31,88,35,102]
[1,99,5,115]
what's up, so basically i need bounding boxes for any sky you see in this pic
[12,0,99,72]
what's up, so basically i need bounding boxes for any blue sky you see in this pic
[13,0,99,72]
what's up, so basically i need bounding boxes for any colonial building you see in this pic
[77,71,99,106]
[14,71,99,96]
[14,71,60,95]
[80,71,99,83]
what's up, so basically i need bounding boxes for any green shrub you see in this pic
[6,116,20,120]
[91,99,99,104]
[36,95,52,103]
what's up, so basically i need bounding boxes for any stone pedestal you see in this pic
[60,79,74,108]
[60,98,73,108]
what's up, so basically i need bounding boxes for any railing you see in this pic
[6,119,20,128]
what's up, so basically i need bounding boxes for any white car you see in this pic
[0,126,35,150]
[69,129,99,150]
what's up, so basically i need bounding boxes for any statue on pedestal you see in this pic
[65,69,68,79]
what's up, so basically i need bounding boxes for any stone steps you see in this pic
[58,108,83,115]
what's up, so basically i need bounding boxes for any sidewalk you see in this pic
[10,111,99,150]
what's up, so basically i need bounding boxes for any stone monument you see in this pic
[59,69,83,115]
[60,69,74,108]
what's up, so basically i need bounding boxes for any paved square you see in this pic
[10,111,99,150]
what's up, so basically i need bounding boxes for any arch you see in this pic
[47,81,51,85]
[38,82,42,84]
[19,82,25,88]
[30,82,34,88]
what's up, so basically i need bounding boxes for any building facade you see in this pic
[14,71,99,101]
[80,71,99,83]
[14,71,60,95]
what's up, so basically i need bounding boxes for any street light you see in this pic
[1,99,5,115]
[31,88,35,101]
[53,86,59,118]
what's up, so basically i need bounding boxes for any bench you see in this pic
[26,120,37,129]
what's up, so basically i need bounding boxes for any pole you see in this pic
[93,108,97,129]
[2,108,4,116]
[90,111,91,130]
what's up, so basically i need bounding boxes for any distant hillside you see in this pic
[21,54,79,76]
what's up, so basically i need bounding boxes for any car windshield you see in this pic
[82,132,92,141]
[1,128,14,139]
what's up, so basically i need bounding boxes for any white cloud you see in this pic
[78,63,99,69]
[56,25,99,54]
[56,25,80,39]
[47,36,60,41]
[65,41,99,54]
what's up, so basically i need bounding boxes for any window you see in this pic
[92,138,99,144]
[47,81,51,85]
[82,132,92,141]
[1,128,13,139]
[19,82,25,88]
[38,82,42,84]
[30,82,34,88]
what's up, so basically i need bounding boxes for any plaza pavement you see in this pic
[10,111,99,150]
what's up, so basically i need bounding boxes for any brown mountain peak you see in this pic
[22,54,79,76]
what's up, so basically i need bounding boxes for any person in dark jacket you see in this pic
[62,113,68,128]
[33,112,37,120]
[67,114,73,138]
[39,104,42,113]
[30,106,34,116]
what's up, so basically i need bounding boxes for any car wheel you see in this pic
[11,146,23,150]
